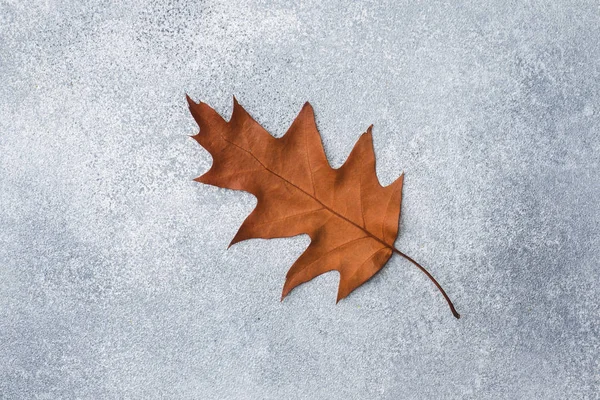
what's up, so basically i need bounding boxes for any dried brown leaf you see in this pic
[187,96,459,318]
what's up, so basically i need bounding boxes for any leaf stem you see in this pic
[391,247,460,319]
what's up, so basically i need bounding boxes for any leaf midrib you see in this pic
[218,132,395,252]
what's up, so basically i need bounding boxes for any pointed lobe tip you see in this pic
[227,237,238,248]
[186,94,196,106]
[336,289,347,304]
[281,287,289,302]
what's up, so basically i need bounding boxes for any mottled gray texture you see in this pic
[1,0,599,398]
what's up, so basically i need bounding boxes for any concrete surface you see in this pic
[1,0,599,398]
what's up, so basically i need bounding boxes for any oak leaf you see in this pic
[187,96,459,318]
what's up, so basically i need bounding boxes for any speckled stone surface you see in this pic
[1,1,599,398]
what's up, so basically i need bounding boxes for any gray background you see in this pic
[1,0,599,398]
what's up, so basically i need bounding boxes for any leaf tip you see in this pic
[297,102,316,122]
[232,95,243,112]
[231,95,247,120]
[185,94,196,107]
[281,286,290,302]
[228,228,248,248]
[362,125,374,142]
[385,171,405,189]
[336,289,347,304]
[398,172,405,187]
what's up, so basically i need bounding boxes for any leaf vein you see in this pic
[251,207,325,228]
[216,131,392,249]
